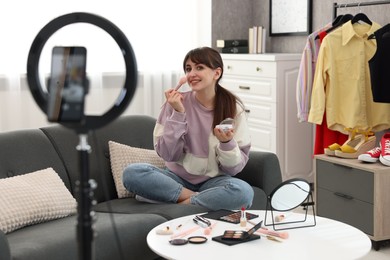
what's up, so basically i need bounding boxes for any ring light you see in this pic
[27,13,138,259]
[27,12,137,132]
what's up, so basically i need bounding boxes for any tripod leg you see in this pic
[76,134,96,260]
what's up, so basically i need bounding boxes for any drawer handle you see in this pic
[256,67,262,72]
[245,109,250,113]
[227,65,232,70]
[334,192,354,200]
[239,86,250,90]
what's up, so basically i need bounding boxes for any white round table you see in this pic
[147,210,371,260]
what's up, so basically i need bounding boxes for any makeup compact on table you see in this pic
[147,210,371,260]
[211,220,263,246]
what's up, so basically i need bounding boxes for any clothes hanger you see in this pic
[332,4,349,26]
[330,14,353,30]
[315,13,353,40]
[351,3,372,25]
[314,4,352,40]
[368,31,376,40]
[368,23,390,40]
[351,13,372,25]
[332,15,344,26]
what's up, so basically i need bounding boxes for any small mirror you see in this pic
[265,178,316,230]
[270,179,310,211]
[220,118,234,125]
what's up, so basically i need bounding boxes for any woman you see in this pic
[122,47,253,210]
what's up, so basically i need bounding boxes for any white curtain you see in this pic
[0,0,211,131]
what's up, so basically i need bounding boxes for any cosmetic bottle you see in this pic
[240,207,247,227]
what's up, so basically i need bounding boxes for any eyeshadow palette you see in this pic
[222,230,247,240]
[200,209,259,224]
[212,220,263,246]
[221,220,263,241]
[219,211,259,224]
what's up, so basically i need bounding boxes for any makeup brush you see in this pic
[247,220,289,239]
[174,76,187,91]
[161,76,187,108]
[203,221,217,235]
[256,228,289,239]
[170,226,200,239]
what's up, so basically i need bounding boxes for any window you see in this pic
[0,0,211,80]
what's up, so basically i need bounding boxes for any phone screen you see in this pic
[47,46,87,122]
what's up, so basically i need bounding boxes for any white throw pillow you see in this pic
[0,168,77,234]
[108,141,165,198]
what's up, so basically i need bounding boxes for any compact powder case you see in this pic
[169,236,207,246]
[188,236,208,244]
[169,238,188,245]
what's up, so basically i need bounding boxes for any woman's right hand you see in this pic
[165,88,185,113]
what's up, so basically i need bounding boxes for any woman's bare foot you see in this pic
[178,198,191,204]
[177,188,196,204]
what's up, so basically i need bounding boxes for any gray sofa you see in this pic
[0,114,282,260]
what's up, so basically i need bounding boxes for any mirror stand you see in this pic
[264,180,316,230]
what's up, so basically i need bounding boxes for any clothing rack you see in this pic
[333,0,390,19]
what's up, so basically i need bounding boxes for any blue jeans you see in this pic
[122,163,254,211]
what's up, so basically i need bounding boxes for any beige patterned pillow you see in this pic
[108,141,165,198]
[0,168,77,234]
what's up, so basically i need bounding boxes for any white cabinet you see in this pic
[221,53,313,182]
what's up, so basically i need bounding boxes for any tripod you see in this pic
[75,133,96,260]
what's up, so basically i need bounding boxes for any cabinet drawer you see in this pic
[317,187,373,235]
[316,159,373,203]
[248,123,276,153]
[223,60,276,78]
[244,101,276,127]
[221,78,276,102]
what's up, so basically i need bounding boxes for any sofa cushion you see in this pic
[0,168,77,234]
[108,141,165,198]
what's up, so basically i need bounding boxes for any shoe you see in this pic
[324,143,341,156]
[335,133,376,159]
[358,147,381,163]
[379,133,390,166]
[135,195,162,204]
[324,128,359,156]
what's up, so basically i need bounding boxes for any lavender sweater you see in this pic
[153,91,251,184]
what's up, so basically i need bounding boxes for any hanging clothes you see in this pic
[296,22,350,155]
[312,30,348,155]
[296,15,353,123]
[308,20,390,134]
[368,23,390,103]
[296,23,331,123]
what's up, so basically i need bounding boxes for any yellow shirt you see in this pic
[308,21,390,134]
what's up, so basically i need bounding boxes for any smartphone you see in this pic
[47,46,87,122]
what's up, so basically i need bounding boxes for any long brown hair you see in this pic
[183,47,244,129]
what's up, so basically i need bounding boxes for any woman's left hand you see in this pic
[214,127,234,143]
